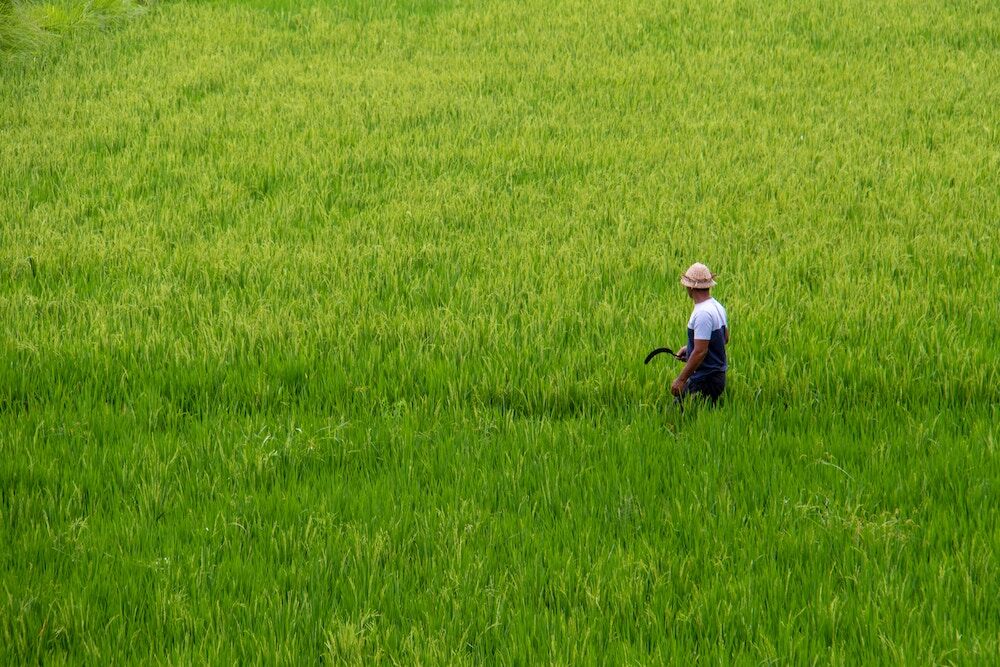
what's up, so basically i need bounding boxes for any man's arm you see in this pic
[671,339,709,395]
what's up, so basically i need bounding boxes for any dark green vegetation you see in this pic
[2,0,999,662]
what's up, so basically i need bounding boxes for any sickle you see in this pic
[644,347,682,364]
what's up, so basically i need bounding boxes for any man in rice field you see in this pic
[671,263,729,404]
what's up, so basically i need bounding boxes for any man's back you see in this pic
[687,297,728,381]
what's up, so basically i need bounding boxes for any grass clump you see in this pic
[0,0,145,56]
[0,0,54,54]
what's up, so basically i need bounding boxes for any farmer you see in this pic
[671,263,729,403]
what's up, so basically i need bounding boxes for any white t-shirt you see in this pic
[688,298,728,340]
[687,297,728,378]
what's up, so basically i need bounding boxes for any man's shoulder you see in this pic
[694,299,724,313]
[693,299,726,325]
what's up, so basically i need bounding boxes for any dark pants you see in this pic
[683,372,726,404]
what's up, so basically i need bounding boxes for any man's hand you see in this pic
[676,346,688,361]
[672,340,708,397]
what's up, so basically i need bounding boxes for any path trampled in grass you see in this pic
[2,0,999,662]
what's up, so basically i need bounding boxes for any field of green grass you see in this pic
[2,0,999,662]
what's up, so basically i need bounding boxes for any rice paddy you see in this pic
[2,0,999,662]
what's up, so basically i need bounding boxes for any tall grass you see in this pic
[1,0,999,662]
[0,0,145,56]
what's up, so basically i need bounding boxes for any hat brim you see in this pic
[680,276,716,289]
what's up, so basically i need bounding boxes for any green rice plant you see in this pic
[0,0,145,56]
[0,0,55,53]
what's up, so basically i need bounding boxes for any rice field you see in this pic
[2,0,999,662]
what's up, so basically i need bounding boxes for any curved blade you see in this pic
[644,347,678,364]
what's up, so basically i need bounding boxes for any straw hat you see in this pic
[680,262,717,289]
